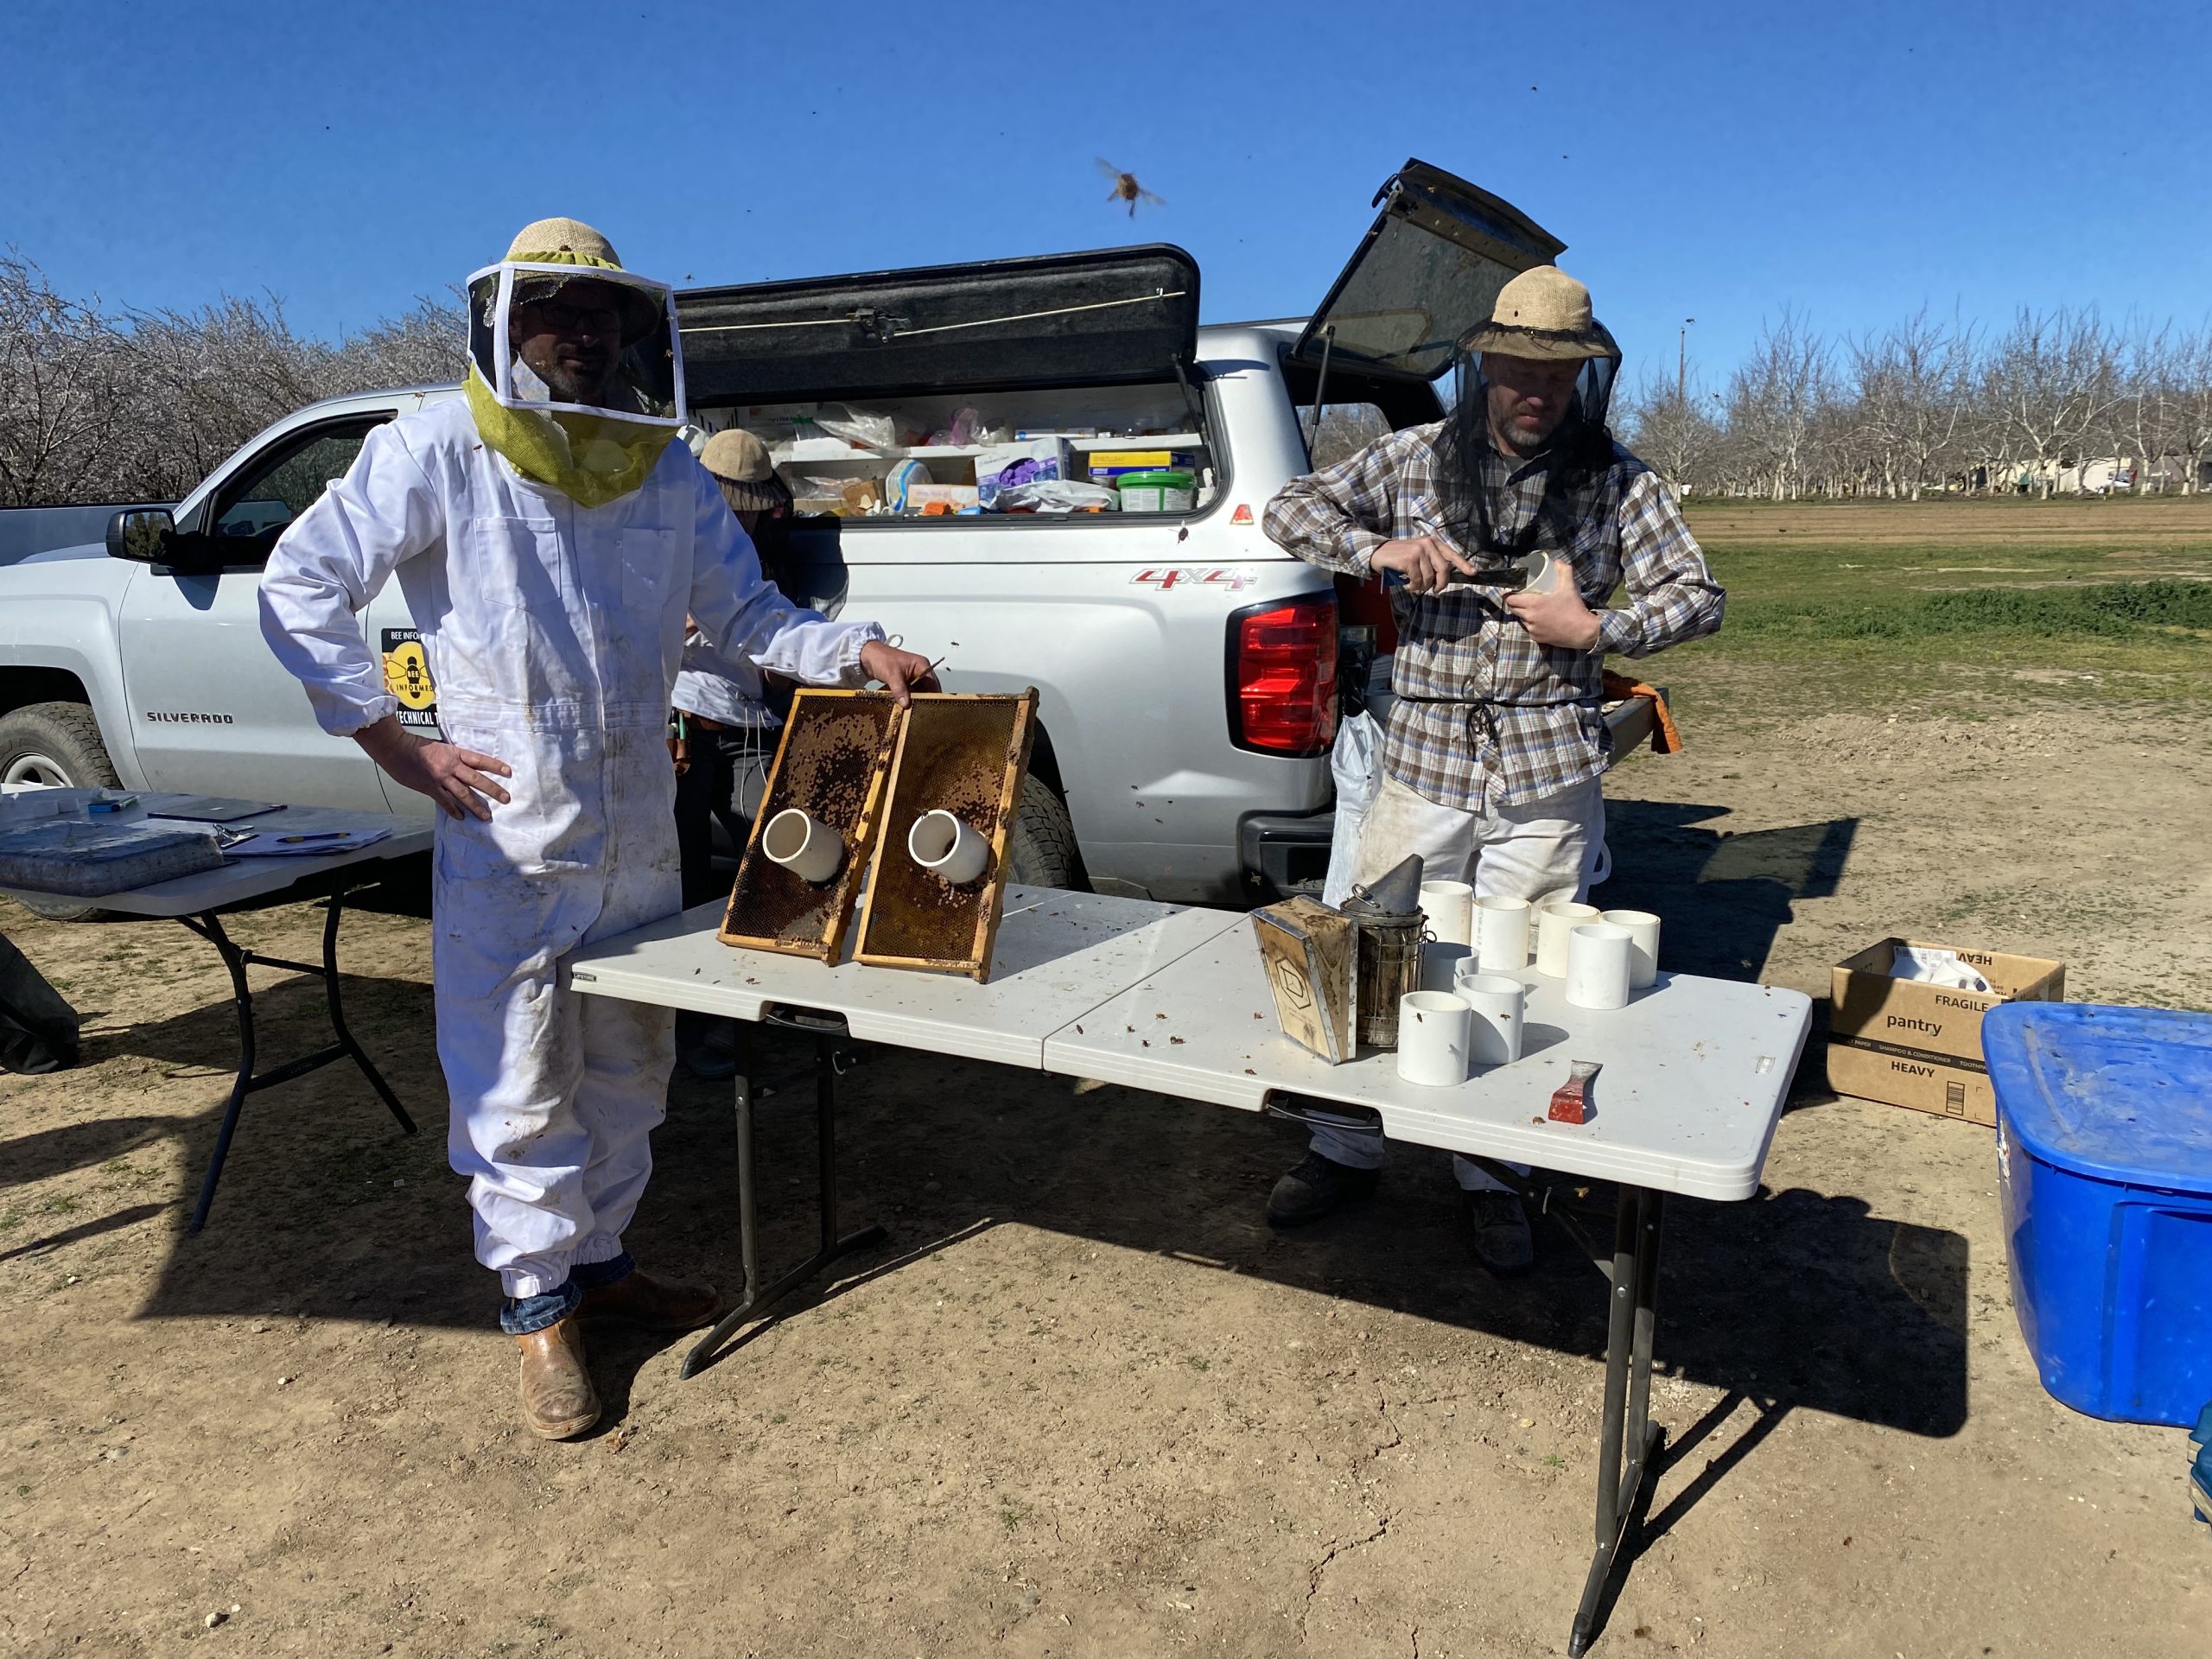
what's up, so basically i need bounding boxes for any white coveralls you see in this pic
[259,398,881,1297]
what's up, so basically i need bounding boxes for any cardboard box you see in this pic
[1826,937,2065,1125]
[904,483,979,513]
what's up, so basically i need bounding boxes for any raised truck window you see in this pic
[212,423,382,547]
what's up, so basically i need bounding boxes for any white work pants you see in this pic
[1313,768,1605,1191]
[432,721,686,1299]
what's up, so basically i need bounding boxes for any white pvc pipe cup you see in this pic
[1419,940,1473,993]
[1420,880,1473,947]
[908,810,989,886]
[1567,923,1634,1011]
[1452,969,1526,1065]
[1600,908,1662,989]
[1394,991,1472,1087]
[1475,894,1532,971]
[762,807,843,886]
[1535,901,1602,976]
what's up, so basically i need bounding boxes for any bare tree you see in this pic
[1981,308,2118,499]
[116,294,328,499]
[2167,323,2212,495]
[327,292,467,394]
[2111,321,2193,493]
[1849,308,1974,499]
[0,255,131,506]
[0,255,466,506]
[1618,365,1724,495]
[1725,310,1832,499]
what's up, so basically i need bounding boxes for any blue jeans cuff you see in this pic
[501,1281,581,1336]
[498,1250,633,1335]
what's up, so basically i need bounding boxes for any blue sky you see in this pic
[4,0,2205,395]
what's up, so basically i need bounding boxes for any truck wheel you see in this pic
[1003,774,1084,891]
[0,701,123,922]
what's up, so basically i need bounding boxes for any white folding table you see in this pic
[569,888,1249,1377]
[566,886,1811,1655]
[0,792,432,1230]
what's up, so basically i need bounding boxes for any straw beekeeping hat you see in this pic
[1459,266,1618,362]
[504,217,624,265]
[699,429,791,512]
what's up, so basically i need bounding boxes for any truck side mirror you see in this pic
[106,507,176,564]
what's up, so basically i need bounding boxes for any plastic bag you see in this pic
[1321,711,1380,907]
[1891,944,1992,993]
[793,476,883,516]
[995,480,1118,513]
[0,933,79,1073]
[812,404,897,452]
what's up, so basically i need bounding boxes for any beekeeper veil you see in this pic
[1440,264,1622,564]
[465,218,687,506]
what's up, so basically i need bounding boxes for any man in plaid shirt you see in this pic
[1262,265,1724,1274]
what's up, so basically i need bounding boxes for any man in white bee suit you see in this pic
[259,219,937,1439]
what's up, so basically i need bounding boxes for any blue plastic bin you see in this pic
[1984,1002,2212,1427]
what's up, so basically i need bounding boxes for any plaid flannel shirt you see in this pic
[1264,421,1724,811]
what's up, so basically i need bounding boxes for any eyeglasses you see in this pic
[517,297,625,336]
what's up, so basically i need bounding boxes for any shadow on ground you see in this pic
[82,1001,1961,1427]
[1594,800,1857,988]
[13,809,1952,1592]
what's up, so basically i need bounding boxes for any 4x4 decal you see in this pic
[1131,567,1256,594]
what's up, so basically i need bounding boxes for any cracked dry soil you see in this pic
[3,699,2209,1656]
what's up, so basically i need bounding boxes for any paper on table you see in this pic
[217,826,391,858]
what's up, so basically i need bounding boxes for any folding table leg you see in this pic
[181,887,416,1234]
[186,912,259,1235]
[1569,1185,1666,1656]
[319,891,414,1135]
[681,1014,887,1378]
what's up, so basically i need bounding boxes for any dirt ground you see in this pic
[5,697,2211,1658]
[1685,496,2212,550]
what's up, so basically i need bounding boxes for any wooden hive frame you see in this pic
[715,689,901,962]
[854,690,1040,982]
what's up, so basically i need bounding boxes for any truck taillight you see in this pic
[1228,594,1338,756]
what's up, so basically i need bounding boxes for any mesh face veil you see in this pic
[1440,327,1621,566]
[463,259,688,505]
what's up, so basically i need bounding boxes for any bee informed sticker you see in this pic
[380,628,439,733]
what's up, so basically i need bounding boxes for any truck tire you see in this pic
[0,701,124,922]
[1003,774,1084,891]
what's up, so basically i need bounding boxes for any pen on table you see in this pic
[275,831,353,844]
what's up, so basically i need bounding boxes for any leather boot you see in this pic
[515,1316,600,1440]
[578,1268,724,1333]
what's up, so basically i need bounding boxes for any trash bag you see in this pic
[0,932,80,1074]
[1321,710,1381,908]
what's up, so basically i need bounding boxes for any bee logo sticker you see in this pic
[380,627,440,732]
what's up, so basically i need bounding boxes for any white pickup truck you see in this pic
[0,162,1652,920]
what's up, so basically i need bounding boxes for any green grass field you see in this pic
[1658,499,2212,717]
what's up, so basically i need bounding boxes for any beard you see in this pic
[537,359,615,406]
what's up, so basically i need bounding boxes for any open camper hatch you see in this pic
[676,246,1211,521]
[670,158,1567,524]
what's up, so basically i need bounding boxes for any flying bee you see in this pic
[1097,159,1166,219]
